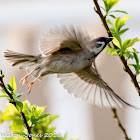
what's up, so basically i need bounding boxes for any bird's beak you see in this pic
[105,38,113,43]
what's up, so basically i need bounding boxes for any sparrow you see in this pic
[4,26,137,108]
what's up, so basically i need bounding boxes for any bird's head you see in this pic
[89,37,113,56]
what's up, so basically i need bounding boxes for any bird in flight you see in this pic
[4,26,137,109]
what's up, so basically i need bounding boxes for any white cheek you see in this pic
[90,42,105,53]
[97,41,105,48]
[101,42,105,48]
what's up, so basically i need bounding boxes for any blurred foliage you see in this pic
[101,0,140,76]
[102,0,127,18]
[0,101,66,140]
[0,76,79,140]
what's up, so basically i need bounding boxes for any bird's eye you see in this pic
[96,42,105,48]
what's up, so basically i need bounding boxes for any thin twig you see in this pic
[0,73,32,140]
[92,1,134,139]
[93,0,140,96]
[112,108,131,140]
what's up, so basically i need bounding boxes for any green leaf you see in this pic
[125,37,139,48]
[109,14,116,18]
[125,51,133,59]
[115,17,121,32]
[30,106,37,117]
[110,27,115,33]
[0,89,6,94]
[0,111,3,124]
[37,113,50,121]
[122,39,131,49]
[107,0,119,12]
[122,16,131,23]
[106,19,113,25]
[22,100,30,112]
[128,64,139,74]
[105,48,117,55]
[112,32,122,46]
[119,16,131,30]
[27,120,32,127]
[63,133,67,140]
[9,76,17,93]
[107,43,112,48]
[0,95,9,98]
[14,130,27,136]
[16,101,23,113]
[112,37,121,48]
[47,115,59,125]
[11,119,25,132]
[36,106,46,116]
[110,10,128,14]
[1,103,19,121]
[103,0,109,13]
[7,84,13,92]
[119,28,129,35]
[47,127,56,133]
[100,6,105,11]
[15,93,23,99]
[133,48,139,65]
[31,115,36,124]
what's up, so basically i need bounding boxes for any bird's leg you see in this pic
[20,68,36,86]
[28,75,41,93]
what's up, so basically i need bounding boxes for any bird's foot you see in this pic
[19,69,36,86]
[28,81,35,94]
[27,75,41,94]
[20,75,28,86]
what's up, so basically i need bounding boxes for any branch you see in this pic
[0,72,32,140]
[93,0,140,96]
[112,108,131,140]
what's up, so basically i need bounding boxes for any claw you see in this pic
[20,76,28,86]
[28,81,34,94]
[27,75,41,94]
[19,68,36,86]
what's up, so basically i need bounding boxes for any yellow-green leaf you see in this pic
[115,17,121,32]
[107,0,119,11]
[106,19,113,25]
[2,103,19,121]
[0,111,3,124]
[37,113,50,121]
[123,39,131,48]
[0,95,9,98]
[9,76,17,93]
[112,37,121,48]
[16,101,23,113]
[122,16,131,23]
[110,10,128,14]
[126,37,139,50]
[36,106,46,116]
[119,28,129,35]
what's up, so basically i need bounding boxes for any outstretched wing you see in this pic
[39,26,91,56]
[57,63,137,108]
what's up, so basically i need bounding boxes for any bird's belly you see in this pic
[46,55,90,73]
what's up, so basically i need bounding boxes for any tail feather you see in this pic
[4,50,45,78]
[4,50,42,67]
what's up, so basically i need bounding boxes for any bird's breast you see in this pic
[45,52,93,73]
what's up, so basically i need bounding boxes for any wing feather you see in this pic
[57,65,138,109]
[39,26,91,56]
